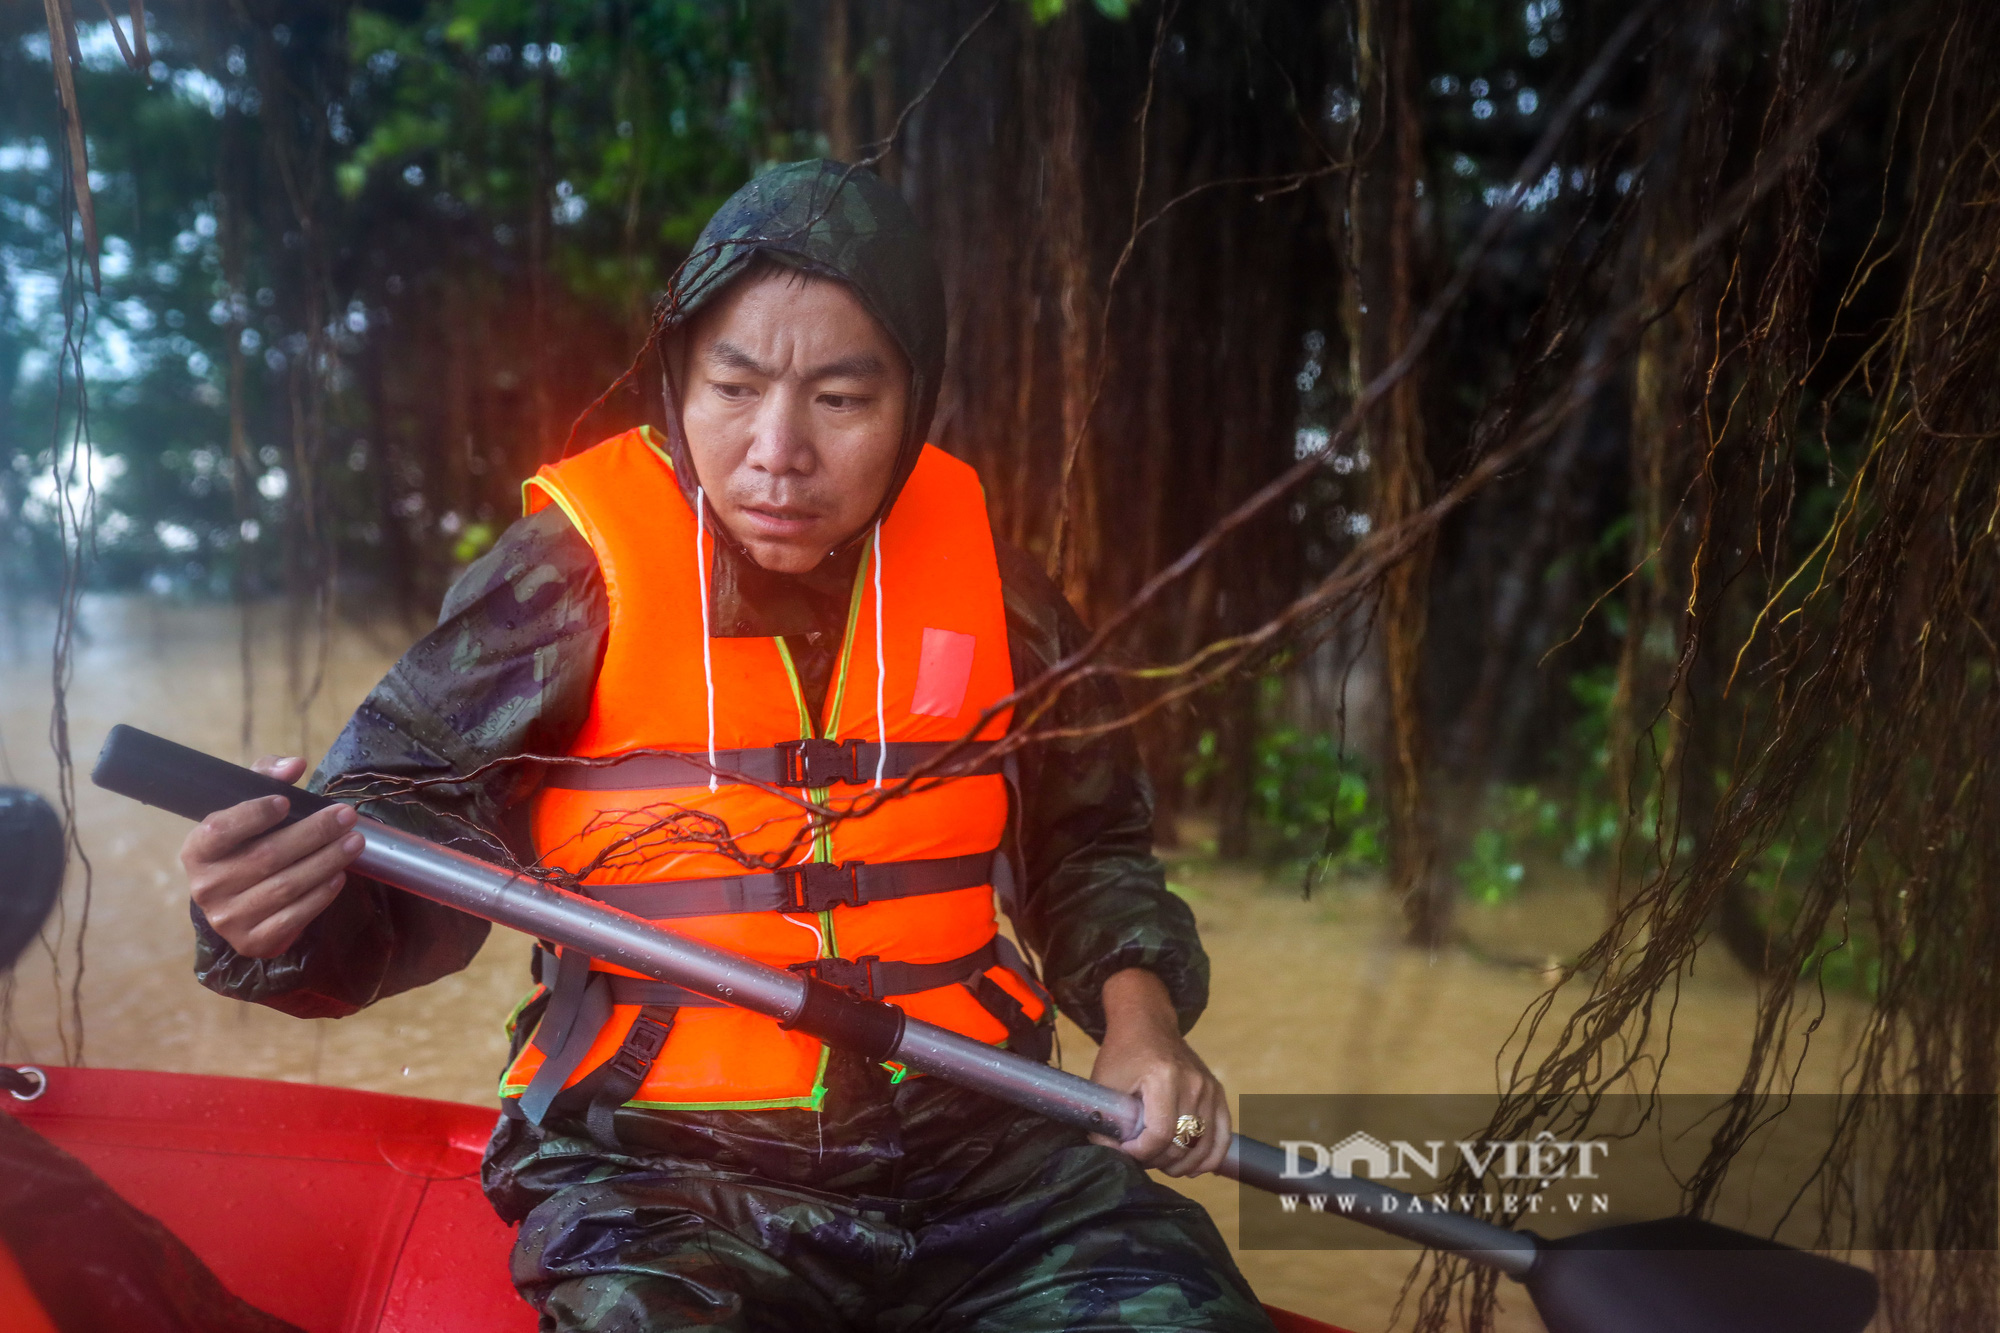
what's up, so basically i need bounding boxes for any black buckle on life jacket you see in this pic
[777,738,861,786]
[606,1011,673,1083]
[779,860,864,913]
[789,954,885,1000]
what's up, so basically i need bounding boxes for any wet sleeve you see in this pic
[192,504,608,1019]
[995,542,1210,1043]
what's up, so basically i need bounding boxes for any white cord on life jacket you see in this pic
[872,520,887,788]
[695,486,718,793]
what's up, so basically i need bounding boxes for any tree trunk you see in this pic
[868,0,900,182]
[529,0,554,457]
[823,0,857,161]
[1046,9,1099,622]
[1607,7,1727,925]
[1216,670,1259,860]
[1347,0,1441,945]
[1137,216,1185,848]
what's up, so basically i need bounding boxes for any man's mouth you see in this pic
[741,504,820,536]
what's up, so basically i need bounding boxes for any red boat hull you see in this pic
[3,1067,1352,1333]
[6,1066,529,1333]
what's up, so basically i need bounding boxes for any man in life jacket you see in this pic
[177,161,1276,1331]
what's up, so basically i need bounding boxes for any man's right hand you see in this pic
[180,756,363,958]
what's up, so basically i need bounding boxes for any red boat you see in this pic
[2,1066,1349,1333]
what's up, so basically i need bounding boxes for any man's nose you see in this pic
[744,384,816,476]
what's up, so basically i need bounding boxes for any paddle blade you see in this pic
[1525,1216,1877,1333]
[0,788,64,971]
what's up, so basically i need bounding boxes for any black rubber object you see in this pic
[0,787,65,971]
[90,725,337,828]
[1524,1216,1878,1333]
[778,977,908,1060]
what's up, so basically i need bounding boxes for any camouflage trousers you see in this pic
[482,1051,1274,1333]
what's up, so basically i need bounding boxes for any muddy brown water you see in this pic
[0,596,1870,1331]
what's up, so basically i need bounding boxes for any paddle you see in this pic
[92,724,1879,1333]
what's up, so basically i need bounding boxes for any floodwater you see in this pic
[0,595,1871,1332]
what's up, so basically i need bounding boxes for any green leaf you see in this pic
[453,522,498,565]
[348,10,403,61]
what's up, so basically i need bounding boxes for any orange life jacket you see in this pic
[500,427,1047,1119]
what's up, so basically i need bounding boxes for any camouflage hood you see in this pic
[656,159,948,551]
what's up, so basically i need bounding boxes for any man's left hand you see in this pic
[1086,967,1232,1178]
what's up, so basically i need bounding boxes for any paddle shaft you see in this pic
[92,725,1539,1276]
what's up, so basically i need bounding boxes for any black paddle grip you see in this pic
[91,724,339,828]
[778,978,908,1060]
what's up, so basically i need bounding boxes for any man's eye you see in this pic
[820,393,868,410]
[712,382,756,401]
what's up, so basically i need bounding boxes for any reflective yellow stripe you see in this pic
[634,423,676,472]
[522,474,590,541]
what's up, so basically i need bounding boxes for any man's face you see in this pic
[681,267,910,574]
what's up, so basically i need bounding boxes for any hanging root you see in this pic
[1410,1,2000,1326]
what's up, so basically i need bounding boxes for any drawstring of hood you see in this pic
[695,486,718,792]
[872,521,887,788]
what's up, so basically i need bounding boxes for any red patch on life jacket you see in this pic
[912,628,977,718]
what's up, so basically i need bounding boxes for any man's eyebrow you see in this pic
[704,340,776,377]
[702,342,887,382]
[804,352,888,381]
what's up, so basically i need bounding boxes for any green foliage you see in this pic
[1187,713,1385,878]
[1558,665,1623,865]
[1255,725,1383,872]
[0,2,787,599]
[1451,667,1624,904]
[452,520,499,565]
[342,0,775,308]
[1027,0,1133,24]
[1430,0,1510,78]
[1737,822,1882,997]
[0,15,261,598]
[1458,826,1525,904]
[1455,788,1542,904]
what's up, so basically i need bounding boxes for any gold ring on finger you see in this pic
[1172,1113,1206,1150]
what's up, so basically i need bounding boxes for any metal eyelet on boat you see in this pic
[3,1066,47,1102]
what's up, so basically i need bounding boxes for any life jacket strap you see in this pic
[581,850,997,918]
[533,946,732,1008]
[518,948,613,1126]
[969,972,1050,1061]
[786,937,1004,1002]
[541,740,1004,791]
[519,934,1051,1133]
[539,937,1030,1007]
[584,1005,677,1145]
